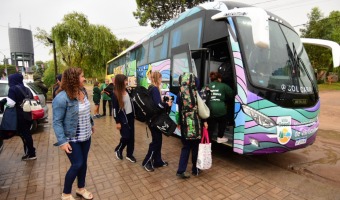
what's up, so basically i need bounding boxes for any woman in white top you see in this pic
[53,67,94,200]
[112,74,136,163]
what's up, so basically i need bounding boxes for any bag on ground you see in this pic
[196,127,212,170]
[179,72,201,139]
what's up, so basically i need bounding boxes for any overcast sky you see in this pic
[0,0,339,63]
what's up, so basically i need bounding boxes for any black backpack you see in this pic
[131,86,160,123]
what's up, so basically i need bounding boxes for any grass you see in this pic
[318,82,340,91]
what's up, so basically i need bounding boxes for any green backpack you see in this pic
[179,72,201,140]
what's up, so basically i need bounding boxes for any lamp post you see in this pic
[47,37,58,83]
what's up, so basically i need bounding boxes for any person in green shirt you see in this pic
[93,81,101,118]
[206,72,234,143]
[100,79,112,116]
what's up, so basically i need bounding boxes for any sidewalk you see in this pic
[0,104,339,200]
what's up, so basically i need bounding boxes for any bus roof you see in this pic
[107,1,294,64]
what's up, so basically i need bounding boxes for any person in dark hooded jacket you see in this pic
[33,74,48,99]
[8,73,36,161]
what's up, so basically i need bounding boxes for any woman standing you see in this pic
[142,71,172,172]
[53,67,94,200]
[8,73,36,160]
[176,76,208,178]
[112,74,136,162]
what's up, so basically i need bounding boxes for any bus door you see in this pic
[190,48,209,90]
[170,44,193,94]
[204,40,235,146]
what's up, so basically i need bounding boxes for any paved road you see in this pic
[0,91,339,200]
[256,91,340,188]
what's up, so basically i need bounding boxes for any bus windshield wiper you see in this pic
[290,43,318,101]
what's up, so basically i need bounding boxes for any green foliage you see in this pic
[133,0,211,28]
[318,82,340,91]
[0,65,18,75]
[34,12,133,78]
[300,8,340,72]
[42,60,67,88]
[34,61,47,77]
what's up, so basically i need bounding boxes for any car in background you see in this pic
[0,80,48,132]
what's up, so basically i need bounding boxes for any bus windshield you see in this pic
[236,18,316,94]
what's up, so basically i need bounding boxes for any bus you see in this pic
[106,1,340,155]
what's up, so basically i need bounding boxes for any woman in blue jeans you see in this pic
[53,67,94,200]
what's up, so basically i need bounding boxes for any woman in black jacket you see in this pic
[8,73,36,160]
[142,71,172,172]
[112,74,136,163]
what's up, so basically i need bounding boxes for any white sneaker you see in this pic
[217,137,228,143]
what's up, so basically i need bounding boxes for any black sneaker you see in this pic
[176,172,190,179]
[192,169,201,176]
[154,161,168,168]
[144,162,154,172]
[22,154,37,161]
[126,156,137,163]
[115,151,123,160]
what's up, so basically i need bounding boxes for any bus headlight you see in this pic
[242,105,276,128]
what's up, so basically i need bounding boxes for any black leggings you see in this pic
[102,99,112,115]
[207,115,227,141]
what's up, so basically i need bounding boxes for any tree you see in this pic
[35,12,131,78]
[300,8,340,74]
[133,0,212,28]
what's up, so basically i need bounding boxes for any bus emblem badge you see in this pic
[276,116,292,145]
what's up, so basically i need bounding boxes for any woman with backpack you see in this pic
[8,73,36,161]
[53,67,94,200]
[112,74,136,163]
[142,71,172,172]
[176,73,208,178]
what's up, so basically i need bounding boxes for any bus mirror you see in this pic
[212,7,270,49]
[301,38,340,68]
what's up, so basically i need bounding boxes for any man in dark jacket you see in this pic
[8,73,36,160]
[33,74,48,99]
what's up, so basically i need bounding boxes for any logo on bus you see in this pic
[276,116,292,145]
[277,127,292,145]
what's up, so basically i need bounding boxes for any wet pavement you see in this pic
[1,91,340,200]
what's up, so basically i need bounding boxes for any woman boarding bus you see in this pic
[105,1,340,155]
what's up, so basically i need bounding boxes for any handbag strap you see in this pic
[201,127,210,144]
[16,85,30,99]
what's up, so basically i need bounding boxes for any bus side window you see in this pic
[171,52,190,86]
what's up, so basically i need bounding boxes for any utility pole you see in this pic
[47,37,58,82]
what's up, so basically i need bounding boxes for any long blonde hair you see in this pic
[150,71,162,94]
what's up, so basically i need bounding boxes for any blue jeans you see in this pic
[63,138,91,194]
